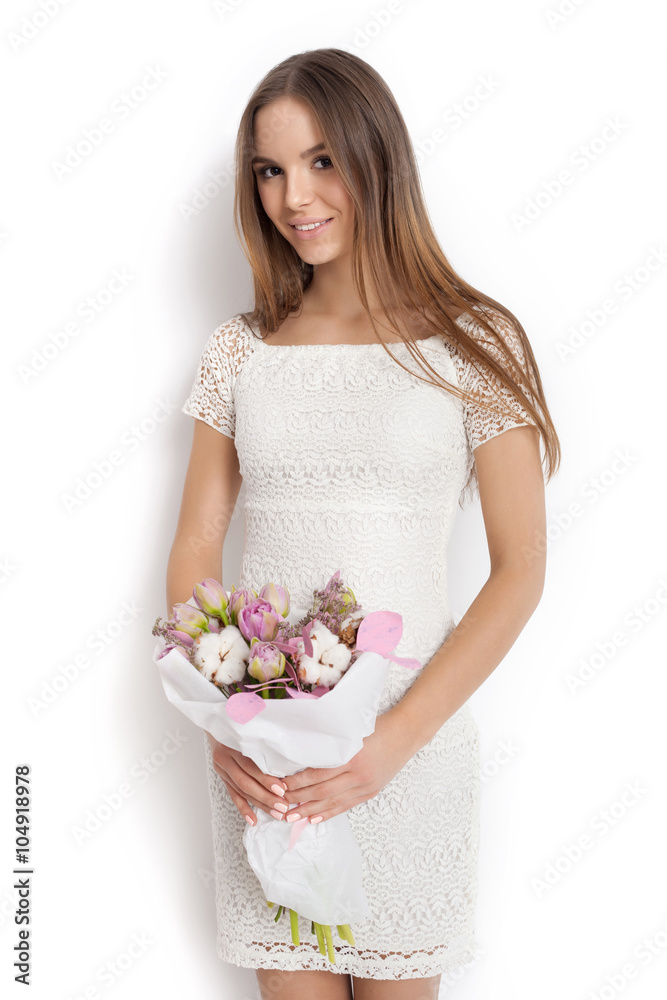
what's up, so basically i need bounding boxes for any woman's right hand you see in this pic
[205,731,289,826]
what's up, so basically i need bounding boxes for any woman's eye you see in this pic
[257,165,281,179]
[256,156,333,180]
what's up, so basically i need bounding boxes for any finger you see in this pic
[283,776,368,822]
[281,765,342,790]
[225,758,291,819]
[279,767,307,793]
[285,789,371,825]
[208,751,284,822]
[234,751,290,801]
[281,765,345,799]
[222,779,270,826]
[221,777,287,825]
[220,778,255,825]
[283,770,357,807]
[209,743,287,811]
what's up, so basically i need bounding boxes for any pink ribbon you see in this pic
[287,810,310,851]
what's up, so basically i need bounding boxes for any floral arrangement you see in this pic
[152,570,420,964]
[152,570,367,700]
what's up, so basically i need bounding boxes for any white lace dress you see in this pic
[181,306,535,980]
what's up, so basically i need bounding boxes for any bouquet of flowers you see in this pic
[151,570,420,964]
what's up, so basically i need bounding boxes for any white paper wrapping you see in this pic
[153,635,391,925]
[243,807,372,924]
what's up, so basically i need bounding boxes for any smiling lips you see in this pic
[289,217,334,240]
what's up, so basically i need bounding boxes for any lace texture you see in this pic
[182,308,536,979]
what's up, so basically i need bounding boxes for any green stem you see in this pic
[314,921,326,956]
[289,908,299,946]
[323,924,335,964]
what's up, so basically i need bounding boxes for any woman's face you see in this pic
[251,97,354,267]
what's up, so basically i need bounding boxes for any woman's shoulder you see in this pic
[448,303,528,370]
[454,303,520,343]
[185,313,259,393]
[201,312,259,368]
[207,312,257,350]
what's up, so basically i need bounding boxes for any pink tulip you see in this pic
[247,640,286,684]
[171,603,212,638]
[258,582,290,618]
[228,587,259,624]
[192,578,229,619]
[237,599,282,643]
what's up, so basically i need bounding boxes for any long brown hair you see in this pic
[233,47,560,502]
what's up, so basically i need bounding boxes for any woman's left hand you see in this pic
[279,708,417,824]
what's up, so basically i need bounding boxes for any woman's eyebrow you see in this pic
[251,142,327,166]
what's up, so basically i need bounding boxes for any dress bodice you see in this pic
[181,307,535,712]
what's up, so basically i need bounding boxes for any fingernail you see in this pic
[272,801,288,813]
[245,815,254,825]
[286,812,301,823]
[310,816,323,824]
[270,809,285,821]
[271,784,285,797]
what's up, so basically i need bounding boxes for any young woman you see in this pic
[167,48,560,1000]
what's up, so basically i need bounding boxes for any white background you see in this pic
[3,1,666,998]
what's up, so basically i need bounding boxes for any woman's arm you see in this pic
[166,420,242,611]
[167,420,289,825]
[390,422,547,754]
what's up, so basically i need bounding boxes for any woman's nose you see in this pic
[283,169,313,210]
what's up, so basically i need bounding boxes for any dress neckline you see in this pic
[242,314,467,349]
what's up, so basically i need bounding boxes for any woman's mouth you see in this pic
[289,218,334,240]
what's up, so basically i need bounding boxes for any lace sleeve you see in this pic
[453,308,538,452]
[181,316,250,439]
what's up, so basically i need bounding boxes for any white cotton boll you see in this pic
[322,642,352,672]
[310,619,339,650]
[193,625,249,685]
[296,620,352,687]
